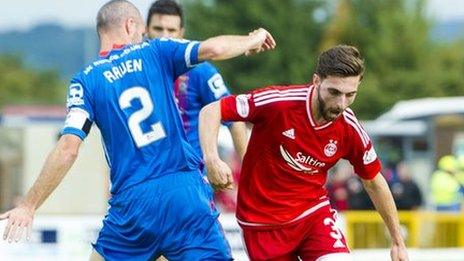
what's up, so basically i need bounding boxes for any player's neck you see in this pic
[310,89,330,126]
[99,34,129,55]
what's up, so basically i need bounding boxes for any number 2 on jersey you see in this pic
[119,87,166,147]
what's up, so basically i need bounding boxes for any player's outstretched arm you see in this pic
[0,134,82,243]
[198,28,276,61]
[199,101,234,191]
[228,122,248,160]
[361,174,409,261]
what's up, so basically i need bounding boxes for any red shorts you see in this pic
[241,205,350,261]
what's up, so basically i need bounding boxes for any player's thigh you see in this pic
[242,226,302,261]
[298,208,350,261]
[89,249,104,261]
[161,175,232,260]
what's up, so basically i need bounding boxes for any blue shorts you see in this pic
[93,171,232,260]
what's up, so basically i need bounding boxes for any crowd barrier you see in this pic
[1,212,463,260]
[344,210,464,248]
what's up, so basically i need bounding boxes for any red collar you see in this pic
[306,85,334,130]
[99,44,126,57]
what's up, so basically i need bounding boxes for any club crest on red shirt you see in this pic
[324,140,338,157]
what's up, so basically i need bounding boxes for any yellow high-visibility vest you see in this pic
[431,170,461,205]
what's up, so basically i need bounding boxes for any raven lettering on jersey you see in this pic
[61,39,202,195]
[103,59,143,83]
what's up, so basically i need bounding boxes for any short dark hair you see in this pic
[147,0,184,27]
[315,45,365,80]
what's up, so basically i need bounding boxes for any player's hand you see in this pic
[205,158,234,191]
[245,28,276,56]
[390,243,408,261]
[0,204,34,243]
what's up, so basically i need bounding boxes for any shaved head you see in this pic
[97,0,142,35]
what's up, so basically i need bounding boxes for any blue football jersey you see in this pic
[62,38,203,195]
[174,62,231,157]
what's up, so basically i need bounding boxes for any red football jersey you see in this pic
[220,84,381,226]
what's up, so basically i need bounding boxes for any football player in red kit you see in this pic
[199,45,408,261]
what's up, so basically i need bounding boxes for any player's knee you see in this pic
[89,249,105,261]
[315,252,352,261]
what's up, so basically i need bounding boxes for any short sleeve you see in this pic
[151,38,200,79]
[61,77,94,140]
[198,63,230,104]
[343,110,382,180]
[220,92,262,124]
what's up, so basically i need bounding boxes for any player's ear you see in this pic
[125,17,136,36]
[312,74,320,86]
[180,28,185,38]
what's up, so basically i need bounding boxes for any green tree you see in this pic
[0,55,65,108]
[184,0,327,92]
[319,0,464,119]
[429,41,464,97]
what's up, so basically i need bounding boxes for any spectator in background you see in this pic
[390,161,422,210]
[346,176,374,210]
[431,155,463,212]
[456,155,464,187]
[327,161,351,211]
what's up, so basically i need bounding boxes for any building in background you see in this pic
[364,96,464,208]
[0,105,109,214]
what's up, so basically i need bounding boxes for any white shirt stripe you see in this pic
[255,97,307,106]
[254,91,308,102]
[253,87,309,98]
[306,86,316,127]
[343,114,368,147]
[343,112,370,145]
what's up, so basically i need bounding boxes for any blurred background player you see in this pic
[0,0,276,260]
[146,0,248,213]
[200,45,408,261]
[146,0,248,161]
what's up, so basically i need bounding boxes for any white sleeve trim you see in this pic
[184,41,199,68]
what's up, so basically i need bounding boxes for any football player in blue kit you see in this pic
[0,1,276,260]
[146,0,248,161]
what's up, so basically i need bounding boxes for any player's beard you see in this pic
[317,87,343,122]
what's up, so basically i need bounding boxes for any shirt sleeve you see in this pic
[220,90,264,124]
[61,76,94,140]
[198,64,230,104]
[343,111,382,180]
[151,38,200,79]
[197,63,232,127]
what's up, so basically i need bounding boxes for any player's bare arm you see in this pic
[228,122,248,160]
[0,134,82,243]
[362,173,409,261]
[198,28,276,61]
[199,101,234,190]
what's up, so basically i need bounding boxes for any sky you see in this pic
[0,0,463,32]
